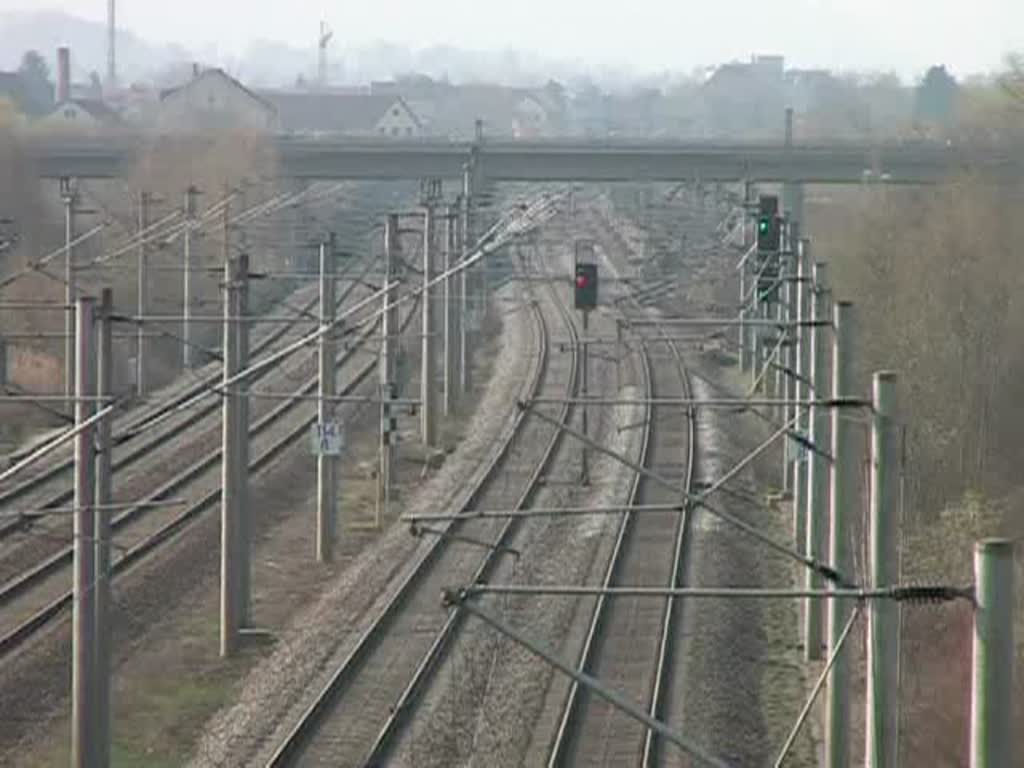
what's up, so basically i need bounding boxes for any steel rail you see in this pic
[265,234,579,767]
[546,207,697,766]
[0,250,376,541]
[545,292,656,766]
[0,181,368,490]
[0,299,415,659]
[360,234,583,765]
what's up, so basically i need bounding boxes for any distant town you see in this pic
[1,42,963,141]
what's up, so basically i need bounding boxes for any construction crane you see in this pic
[318,21,333,89]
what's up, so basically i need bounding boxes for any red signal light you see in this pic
[576,274,589,289]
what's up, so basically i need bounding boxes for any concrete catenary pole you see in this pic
[782,222,801,490]
[580,309,590,485]
[779,232,792,490]
[421,204,437,447]
[452,199,464,400]
[750,282,763,390]
[94,288,114,768]
[317,237,338,561]
[739,180,752,372]
[71,296,96,768]
[379,215,400,518]
[236,252,250,625]
[970,539,1016,768]
[459,183,472,394]
[219,256,241,657]
[136,191,150,396]
[783,109,806,229]
[738,270,749,372]
[865,371,899,768]
[804,261,830,661]
[792,239,809,548]
[442,204,459,415]
[182,186,198,369]
[825,300,855,768]
[62,178,77,403]
[774,248,789,429]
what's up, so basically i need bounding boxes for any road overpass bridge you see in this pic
[21,136,1017,184]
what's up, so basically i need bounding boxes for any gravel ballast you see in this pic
[187,280,536,767]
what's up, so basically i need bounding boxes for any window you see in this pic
[406,127,413,136]
[390,126,399,136]
[392,108,400,117]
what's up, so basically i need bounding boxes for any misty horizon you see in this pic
[0,1,1020,88]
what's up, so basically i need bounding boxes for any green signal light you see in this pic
[758,218,770,233]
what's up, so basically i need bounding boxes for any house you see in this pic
[702,55,787,138]
[260,91,423,137]
[512,92,554,137]
[369,78,567,139]
[157,67,278,134]
[38,98,121,132]
[784,69,873,138]
[435,85,557,138]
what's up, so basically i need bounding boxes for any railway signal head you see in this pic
[757,194,781,253]
[574,262,598,310]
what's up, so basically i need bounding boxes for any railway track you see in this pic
[546,208,696,767]
[0,270,419,660]
[265,246,581,767]
[0,251,376,546]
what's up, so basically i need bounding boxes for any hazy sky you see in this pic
[5,0,1022,78]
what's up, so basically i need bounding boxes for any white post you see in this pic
[219,256,241,657]
[826,300,855,768]
[62,178,77,404]
[71,296,97,768]
[421,205,437,447]
[459,186,472,394]
[236,252,250,625]
[791,240,808,555]
[970,539,1016,768]
[317,238,337,561]
[182,186,198,369]
[136,191,150,396]
[865,371,899,768]
[443,204,459,415]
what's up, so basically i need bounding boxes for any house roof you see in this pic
[258,91,419,133]
[161,69,277,115]
[402,84,550,137]
[57,98,121,123]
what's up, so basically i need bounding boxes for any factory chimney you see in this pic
[57,46,71,104]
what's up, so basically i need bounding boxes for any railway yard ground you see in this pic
[4,177,1006,768]
[0,186,821,768]
[0,275,507,766]
[2,19,1023,761]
